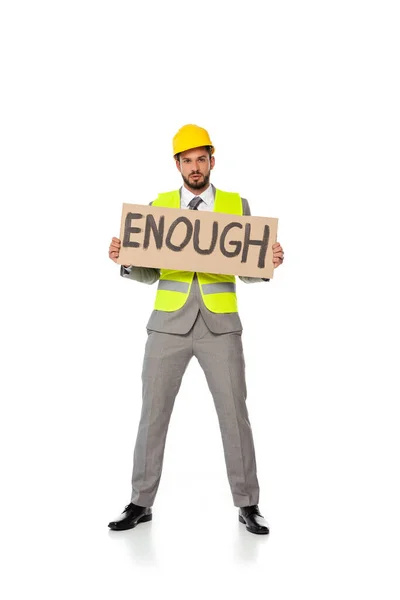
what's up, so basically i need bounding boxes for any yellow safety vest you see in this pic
[152,188,243,313]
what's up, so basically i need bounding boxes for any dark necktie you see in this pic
[188,196,203,210]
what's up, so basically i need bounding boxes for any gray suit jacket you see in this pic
[120,187,268,334]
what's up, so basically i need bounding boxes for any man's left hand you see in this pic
[272,242,284,268]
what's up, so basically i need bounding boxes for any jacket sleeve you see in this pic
[120,265,160,284]
[238,198,270,284]
[119,200,161,285]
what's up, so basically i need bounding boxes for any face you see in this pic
[176,147,215,193]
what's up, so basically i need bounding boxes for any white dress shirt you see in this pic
[180,184,214,211]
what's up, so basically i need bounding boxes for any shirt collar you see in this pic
[181,183,214,207]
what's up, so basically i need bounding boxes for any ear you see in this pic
[210,156,215,170]
[175,159,181,173]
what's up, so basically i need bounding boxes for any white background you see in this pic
[1,1,399,598]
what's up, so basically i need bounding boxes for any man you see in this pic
[108,124,284,535]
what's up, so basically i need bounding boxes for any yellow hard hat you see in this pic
[172,124,215,157]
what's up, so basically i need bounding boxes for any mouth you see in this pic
[190,174,202,179]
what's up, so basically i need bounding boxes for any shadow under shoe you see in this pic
[108,502,152,531]
[239,505,269,535]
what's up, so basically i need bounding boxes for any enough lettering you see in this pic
[165,217,193,252]
[241,223,270,267]
[123,212,143,248]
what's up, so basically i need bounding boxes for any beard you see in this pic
[182,170,211,190]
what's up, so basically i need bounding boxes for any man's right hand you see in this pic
[109,237,130,268]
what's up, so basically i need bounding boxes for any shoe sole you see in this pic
[108,513,152,531]
[239,514,269,535]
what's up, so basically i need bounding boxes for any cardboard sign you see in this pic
[117,203,278,279]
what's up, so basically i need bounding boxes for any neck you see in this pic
[183,182,211,195]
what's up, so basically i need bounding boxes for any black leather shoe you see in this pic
[239,505,269,535]
[108,503,152,531]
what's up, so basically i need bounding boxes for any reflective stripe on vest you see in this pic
[157,280,190,293]
[152,188,242,313]
[202,282,236,295]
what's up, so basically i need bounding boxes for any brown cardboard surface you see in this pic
[117,203,278,279]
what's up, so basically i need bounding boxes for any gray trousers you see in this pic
[131,312,260,508]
